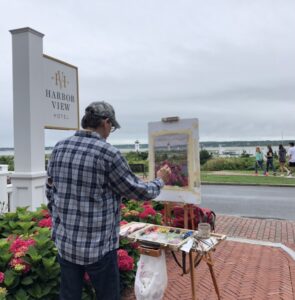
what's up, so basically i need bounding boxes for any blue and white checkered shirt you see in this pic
[46,130,163,265]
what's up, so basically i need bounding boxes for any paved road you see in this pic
[200,184,295,221]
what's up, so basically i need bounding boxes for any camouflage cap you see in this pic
[85,101,120,129]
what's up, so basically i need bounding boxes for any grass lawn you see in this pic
[201,171,295,186]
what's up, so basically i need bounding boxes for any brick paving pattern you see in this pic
[122,215,295,299]
[216,215,295,245]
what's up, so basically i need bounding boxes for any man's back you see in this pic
[48,130,121,265]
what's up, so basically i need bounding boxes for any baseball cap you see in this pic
[85,101,121,129]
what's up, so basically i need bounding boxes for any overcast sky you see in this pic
[0,0,294,147]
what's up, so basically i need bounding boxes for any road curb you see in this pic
[201,181,295,188]
[227,237,295,261]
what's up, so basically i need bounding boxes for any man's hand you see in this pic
[156,165,171,185]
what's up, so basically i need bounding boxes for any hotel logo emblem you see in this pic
[52,71,69,89]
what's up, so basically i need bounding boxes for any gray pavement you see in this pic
[200,184,295,221]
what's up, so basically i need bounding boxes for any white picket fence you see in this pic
[0,165,12,213]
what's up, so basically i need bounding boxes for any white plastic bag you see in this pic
[134,251,168,300]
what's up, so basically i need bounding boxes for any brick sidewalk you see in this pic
[122,215,295,300]
[216,215,295,251]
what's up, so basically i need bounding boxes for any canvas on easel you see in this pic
[148,118,201,205]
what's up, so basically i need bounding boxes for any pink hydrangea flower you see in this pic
[41,209,51,218]
[138,207,156,219]
[0,272,4,283]
[120,220,128,226]
[38,218,52,228]
[9,237,35,254]
[117,249,134,271]
[10,258,31,273]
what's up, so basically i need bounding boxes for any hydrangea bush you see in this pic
[0,200,163,299]
[0,207,61,299]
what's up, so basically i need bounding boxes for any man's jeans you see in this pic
[58,249,120,300]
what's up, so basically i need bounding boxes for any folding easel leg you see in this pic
[184,205,188,229]
[164,202,168,225]
[189,251,197,300]
[189,204,195,230]
[206,253,221,300]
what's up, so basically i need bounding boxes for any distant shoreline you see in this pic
[1,139,293,152]
[1,140,293,157]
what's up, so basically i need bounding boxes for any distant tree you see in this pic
[138,151,148,160]
[0,156,14,171]
[125,151,148,162]
[200,149,212,165]
[240,150,250,158]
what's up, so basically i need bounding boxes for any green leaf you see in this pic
[4,269,20,288]
[21,276,34,285]
[0,253,13,264]
[27,283,43,298]
[17,221,36,233]
[27,283,52,299]
[26,246,42,263]
[120,238,130,246]
[18,214,34,222]
[15,288,30,300]
[16,206,30,214]
[0,222,10,231]
[46,264,60,279]
[42,256,56,269]
[3,212,17,221]
[33,229,51,248]
[0,238,10,250]
[8,221,18,229]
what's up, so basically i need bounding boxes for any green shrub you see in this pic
[0,207,63,300]
[124,151,148,162]
[0,205,138,299]
[202,157,256,171]
[0,156,14,172]
[200,149,212,165]
[201,156,283,171]
[124,151,149,173]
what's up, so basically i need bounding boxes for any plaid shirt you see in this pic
[46,130,163,265]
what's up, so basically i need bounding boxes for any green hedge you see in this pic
[202,157,255,171]
[0,156,14,172]
[201,157,281,171]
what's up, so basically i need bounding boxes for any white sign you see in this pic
[43,54,79,130]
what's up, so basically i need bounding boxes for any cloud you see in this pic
[0,0,294,147]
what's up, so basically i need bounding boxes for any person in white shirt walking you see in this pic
[287,142,295,177]
[278,144,290,176]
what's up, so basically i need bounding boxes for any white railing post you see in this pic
[0,171,9,213]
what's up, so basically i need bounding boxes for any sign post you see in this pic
[9,27,79,211]
[10,28,47,211]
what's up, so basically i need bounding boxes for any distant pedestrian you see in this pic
[287,142,295,177]
[278,144,290,176]
[265,145,276,176]
[254,146,264,175]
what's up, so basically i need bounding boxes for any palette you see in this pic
[127,223,195,251]
[119,222,149,237]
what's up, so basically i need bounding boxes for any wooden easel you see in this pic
[163,202,196,229]
[162,202,221,300]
